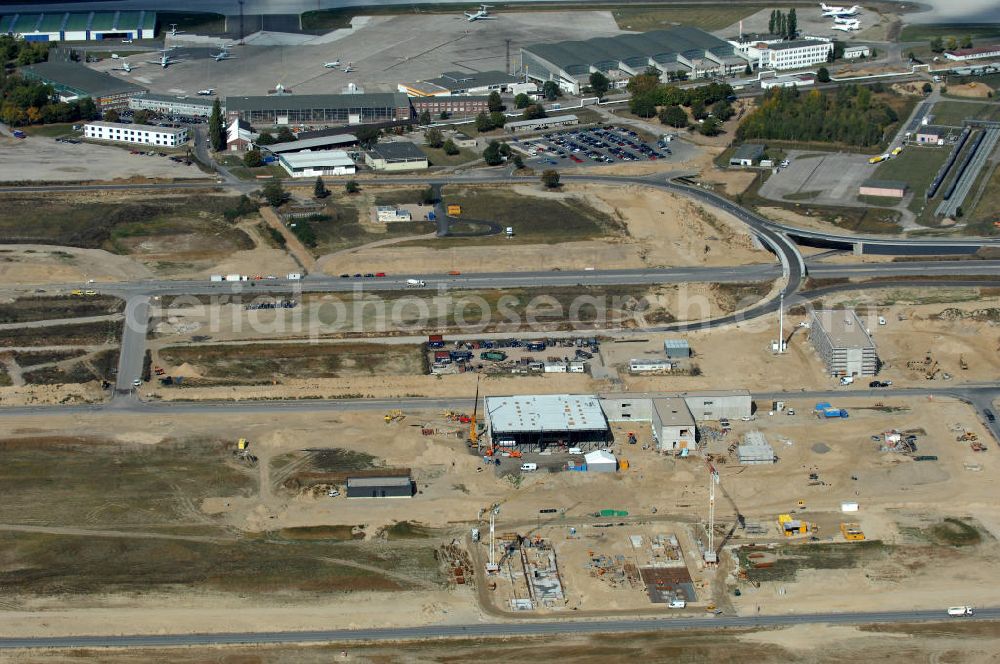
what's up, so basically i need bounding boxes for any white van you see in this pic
[668,599,686,609]
[568,447,583,455]
[287,273,302,281]
[520,463,538,472]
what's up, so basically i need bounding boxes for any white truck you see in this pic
[225,273,242,282]
[406,279,426,287]
[286,273,302,281]
[210,275,223,282]
[948,606,974,617]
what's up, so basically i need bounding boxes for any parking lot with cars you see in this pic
[513,124,673,169]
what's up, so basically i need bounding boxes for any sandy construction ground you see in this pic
[0,135,208,183]
[946,82,995,99]
[321,183,769,275]
[0,245,154,285]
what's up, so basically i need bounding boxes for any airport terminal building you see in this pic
[225,93,412,127]
[521,27,749,94]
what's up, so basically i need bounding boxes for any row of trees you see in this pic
[930,35,974,53]
[423,127,460,155]
[768,9,798,40]
[736,85,898,147]
[0,72,98,126]
[0,35,51,66]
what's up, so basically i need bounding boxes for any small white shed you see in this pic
[585,450,618,473]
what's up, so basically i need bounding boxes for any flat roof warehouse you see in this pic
[486,395,607,433]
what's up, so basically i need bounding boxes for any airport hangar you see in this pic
[21,61,147,111]
[224,93,413,127]
[0,11,155,42]
[521,26,750,95]
[484,391,752,453]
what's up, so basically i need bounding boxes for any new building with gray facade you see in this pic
[521,26,749,94]
[809,309,879,377]
[225,92,412,127]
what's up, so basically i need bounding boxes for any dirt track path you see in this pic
[319,555,440,591]
[0,522,236,544]
[259,206,317,273]
[315,231,437,274]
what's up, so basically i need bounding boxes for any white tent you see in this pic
[585,450,617,473]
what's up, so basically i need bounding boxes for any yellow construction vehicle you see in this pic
[469,377,480,445]
[237,438,249,450]
[840,522,865,541]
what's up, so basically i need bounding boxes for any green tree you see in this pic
[103,108,120,123]
[960,35,973,48]
[626,71,660,96]
[256,131,276,146]
[744,63,752,76]
[498,142,511,158]
[262,180,287,207]
[419,109,431,125]
[787,8,797,39]
[870,48,877,58]
[659,105,688,128]
[711,100,734,121]
[208,98,225,151]
[778,13,786,39]
[629,93,657,118]
[541,169,560,188]
[514,93,531,109]
[589,71,610,98]
[313,176,329,199]
[243,148,263,168]
[77,97,97,121]
[276,126,296,142]
[345,180,360,194]
[689,98,707,120]
[522,104,547,120]
[489,111,506,128]
[945,36,958,51]
[132,109,153,125]
[512,154,524,169]
[488,91,503,113]
[483,140,503,166]
[768,10,777,34]
[439,111,450,120]
[930,37,944,52]
[698,117,722,136]
[542,81,561,100]
[443,138,459,155]
[355,126,380,149]
[475,111,494,132]
[421,186,436,204]
[425,126,444,148]
[922,81,933,94]
[817,67,831,83]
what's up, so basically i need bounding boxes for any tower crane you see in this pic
[705,462,720,565]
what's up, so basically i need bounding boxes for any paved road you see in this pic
[1,607,997,650]
[115,296,150,392]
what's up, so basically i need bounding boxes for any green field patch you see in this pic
[872,146,950,213]
[0,320,121,348]
[739,541,893,583]
[0,295,124,324]
[612,4,767,31]
[930,101,1000,127]
[21,348,118,385]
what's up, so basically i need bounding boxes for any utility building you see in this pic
[364,142,429,171]
[809,309,879,377]
[652,397,696,452]
[485,394,610,452]
[346,475,413,499]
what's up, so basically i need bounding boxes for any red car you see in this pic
[375,272,386,277]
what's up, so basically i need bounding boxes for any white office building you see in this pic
[278,150,356,177]
[129,94,216,118]
[756,39,833,70]
[84,120,188,146]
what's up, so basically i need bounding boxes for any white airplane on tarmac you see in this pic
[113,61,134,73]
[464,4,497,21]
[833,15,861,23]
[148,48,182,68]
[197,88,215,96]
[342,62,354,72]
[324,60,341,68]
[831,20,861,31]
[821,3,861,17]
[211,46,236,61]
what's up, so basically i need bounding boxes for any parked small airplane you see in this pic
[148,48,181,68]
[464,4,496,21]
[831,20,861,31]
[121,38,133,44]
[197,89,215,96]
[168,23,184,37]
[342,62,354,72]
[113,61,134,73]
[833,15,860,23]
[324,60,341,68]
[211,46,236,61]
[821,3,860,17]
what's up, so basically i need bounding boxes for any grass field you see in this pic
[421,145,480,167]
[930,101,1000,127]
[739,541,893,583]
[10,349,89,366]
[873,146,951,213]
[0,194,253,255]
[21,122,78,138]
[0,320,121,348]
[158,343,426,383]
[899,23,1000,43]
[423,186,625,246]
[612,4,768,31]
[156,12,227,35]
[967,162,1000,235]
[0,365,10,387]
[21,348,118,385]
[0,295,124,324]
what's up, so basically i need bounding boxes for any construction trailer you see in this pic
[778,513,809,536]
[346,475,414,499]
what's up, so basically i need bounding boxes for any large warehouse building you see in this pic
[21,61,147,111]
[485,394,610,453]
[0,11,155,42]
[809,309,879,377]
[521,27,749,95]
[225,93,412,127]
